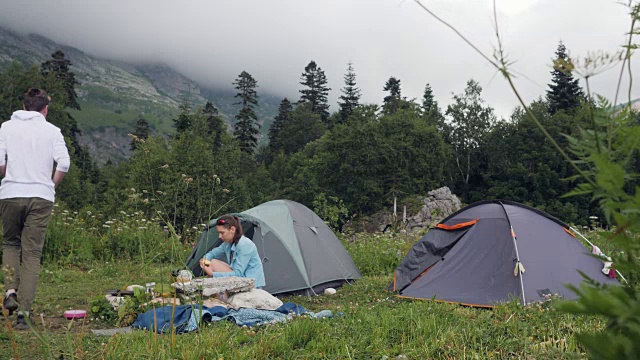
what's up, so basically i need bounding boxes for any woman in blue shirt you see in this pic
[199,215,266,288]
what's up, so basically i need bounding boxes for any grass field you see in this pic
[1,258,603,359]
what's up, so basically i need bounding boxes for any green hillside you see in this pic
[0,26,279,163]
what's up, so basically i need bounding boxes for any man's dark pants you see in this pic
[1,197,53,312]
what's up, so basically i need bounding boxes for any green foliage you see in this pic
[312,193,349,231]
[276,102,326,155]
[126,134,231,233]
[479,101,594,223]
[552,76,640,359]
[445,79,497,188]
[289,107,446,214]
[89,295,118,325]
[117,287,151,327]
[341,232,411,276]
[563,99,640,250]
[43,204,187,263]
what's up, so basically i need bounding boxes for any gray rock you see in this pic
[229,289,283,310]
[343,187,461,234]
[406,187,461,232]
[172,276,255,296]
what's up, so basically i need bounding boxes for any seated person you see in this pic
[199,215,266,289]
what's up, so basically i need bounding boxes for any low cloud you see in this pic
[0,0,636,117]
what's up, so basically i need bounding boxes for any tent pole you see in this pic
[498,202,526,306]
[570,226,629,285]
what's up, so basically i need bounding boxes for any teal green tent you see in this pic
[185,200,361,295]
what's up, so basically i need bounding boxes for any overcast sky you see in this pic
[0,0,638,118]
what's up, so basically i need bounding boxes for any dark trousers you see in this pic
[1,197,53,312]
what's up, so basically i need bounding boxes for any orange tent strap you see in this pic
[435,218,479,230]
[564,227,576,238]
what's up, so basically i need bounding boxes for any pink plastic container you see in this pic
[64,310,86,319]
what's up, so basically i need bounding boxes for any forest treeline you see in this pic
[1,43,637,233]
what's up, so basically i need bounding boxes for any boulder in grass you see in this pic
[228,289,283,310]
[324,287,337,295]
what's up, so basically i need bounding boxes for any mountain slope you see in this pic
[0,26,278,164]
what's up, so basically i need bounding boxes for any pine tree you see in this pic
[41,50,100,205]
[173,98,192,133]
[41,50,82,150]
[203,101,225,150]
[422,83,446,130]
[299,61,331,124]
[131,115,150,151]
[233,71,260,154]
[382,77,403,116]
[546,42,584,114]
[422,83,435,114]
[337,62,361,124]
[269,98,293,154]
[41,50,81,110]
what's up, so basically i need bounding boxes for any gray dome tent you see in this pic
[186,200,361,295]
[390,200,619,307]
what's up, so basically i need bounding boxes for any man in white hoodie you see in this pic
[0,88,70,330]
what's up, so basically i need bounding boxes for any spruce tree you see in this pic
[41,50,98,202]
[233,71,260,154]
[382,77,402,116]
[422,83,446,129]
[40,50,82,152]
[41,50,81,110]
[422,83,435,114]
[546,42,584,114]
[299,60,331,124]
[337,62,361,124]
[173,98,192,133]
[268,98,292,155]
[131,115,150,151]
[203,101,225,150]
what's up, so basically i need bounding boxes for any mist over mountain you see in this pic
[0,26,279,163]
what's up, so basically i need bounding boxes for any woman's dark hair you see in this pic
[216,215,243,244]
[24,88,50,112]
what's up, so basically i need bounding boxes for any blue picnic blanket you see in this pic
[132,302,333,334]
